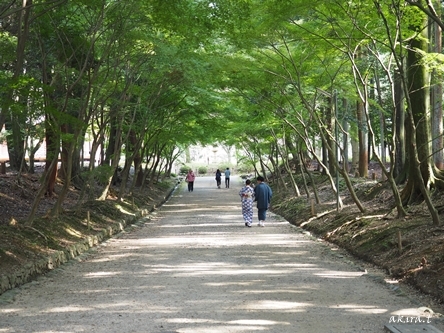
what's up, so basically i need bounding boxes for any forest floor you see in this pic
[0,166,443,310]
[271,165,444,308]
[0,169,176,291]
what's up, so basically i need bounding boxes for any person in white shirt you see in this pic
[224,168,231,188]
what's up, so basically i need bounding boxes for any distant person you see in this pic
[254,176,272,227]
[215,169,222,189]
[185,169,196,192]
[239,179,255,227]
[224,167,231,188]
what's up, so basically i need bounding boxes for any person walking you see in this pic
[254,176,272,227]
[215,169,222,189]
[185,169,196,192]
[224,167,231,188]
[239,179,255,227]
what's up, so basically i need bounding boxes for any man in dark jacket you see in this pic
[254,176,272,227]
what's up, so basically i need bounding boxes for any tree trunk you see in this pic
[126,130,143,187]
[301,151,320,203]
[104,114,119,166]
[430,16,444,169]
[271,130,299,196]
[3,0,32,171]
[324,103,335,174]
[45,111,59,196]
[342,98,349,173]
[51,142,75,217]
[185,147,191,164]
[401,8,440,224]
[278,136,300,197]
[148,150,163,187]
[297,151,310,199]
[394,70,406,182]
[321,139,328,175]
[357,100,368,177]
[97,124,123,201]
[5,118,27,171]
[350,128,359,176]
[28,139,43,174]
[59,124,69,180]
[407,21,432,189]
[268,153,287,192]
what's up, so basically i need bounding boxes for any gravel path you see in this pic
[1,176,443,333]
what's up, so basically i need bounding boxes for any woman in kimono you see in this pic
[239,179,255,227]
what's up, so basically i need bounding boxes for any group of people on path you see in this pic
[239,176,272,227]
[185,167,230,191]
[185,168,272,227]
[215,168,230,188]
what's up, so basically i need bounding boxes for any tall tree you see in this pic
[429,2,443,170]
[400,5,439,224]
[3,0,33,171]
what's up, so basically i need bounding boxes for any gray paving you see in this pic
[385,324,443,332]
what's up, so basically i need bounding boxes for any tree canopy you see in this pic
[1,0,444,224]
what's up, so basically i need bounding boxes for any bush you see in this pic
[237,164,254,174]
[198,166,207,174]
[93,164,114,185]
[179,165,190,175]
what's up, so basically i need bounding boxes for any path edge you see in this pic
[0,182,180,298]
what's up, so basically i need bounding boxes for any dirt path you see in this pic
[1,176,443,333]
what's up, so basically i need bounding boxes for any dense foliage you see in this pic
[0,0,443,224]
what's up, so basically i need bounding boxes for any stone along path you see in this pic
[1,176,443,333]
